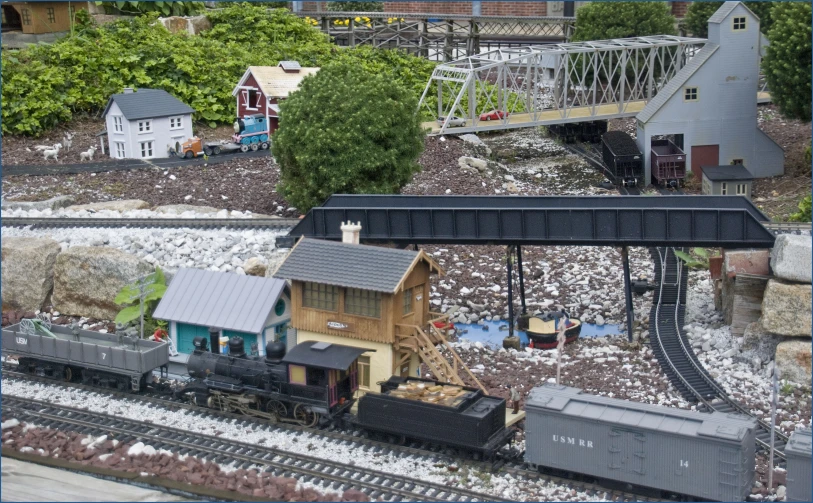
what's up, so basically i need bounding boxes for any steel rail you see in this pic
[1,365,673,502]
[1,217,301,230]
[2,395,507,503]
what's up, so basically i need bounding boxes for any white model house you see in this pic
[636,2,784,183]
[101,88,195,160]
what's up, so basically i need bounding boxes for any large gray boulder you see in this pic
[65,200,150,212]
[739,321,785,364]
[1,237,62,312]
[52,246,153,320]
[775,339,812,386]
[1,195,75,212]
[771,234,812,284]
[761,280,812,337]
[154,204,219,215]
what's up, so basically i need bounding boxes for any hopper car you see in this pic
[601,131,644,187]
[785,428,812,502]
[650,138,687,187]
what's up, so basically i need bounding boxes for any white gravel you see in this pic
[0,379,609,501]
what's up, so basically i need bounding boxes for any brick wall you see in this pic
[671,2,690,19]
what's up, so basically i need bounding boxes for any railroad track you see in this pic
[763,221,812,235]
[1,395,503,503]
[649,247,788,464]
[1,217,301,230]
[1,365,672,502]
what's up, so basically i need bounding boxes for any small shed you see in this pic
[152,268,291,359]
[701,165,754,199]
[4,2,86,35]
[101,88,195,160]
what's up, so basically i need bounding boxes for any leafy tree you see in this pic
[96,1,205,17]
[326,2,384,12]
[272,63,424,213]
[571,2,676,42]
[763,2,812,121]
[745,2,775,33]
[790,195,812,222]
[114,267,167,338]
[674,248,715,270]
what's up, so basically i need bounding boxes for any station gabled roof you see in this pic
[232,65,319,99]
[153,268,288,334]
[102,89,195,121]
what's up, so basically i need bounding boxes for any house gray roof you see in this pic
[152,268,287,334]
[701,165,754,181]
[637,43,719,123]
[274,238,439,293]
[786,428,812,457]
[102,89,196,121]
[526,384,757,441]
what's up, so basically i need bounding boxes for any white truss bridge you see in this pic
[419,35,771,135]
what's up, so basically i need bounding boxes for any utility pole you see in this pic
[768,368,779,492]
[133,274,157,340]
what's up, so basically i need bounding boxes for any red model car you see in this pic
[479,110,509,121]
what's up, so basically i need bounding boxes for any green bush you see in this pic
[96,1,205,17]
[272,63,424,213]
[764,2,812,122]
[571,2,676,42]
[790,195,812,222]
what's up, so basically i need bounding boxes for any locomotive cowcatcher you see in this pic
[176,336,368,427]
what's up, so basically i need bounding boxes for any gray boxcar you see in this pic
[2,322,169,391]
[785,428,812,502]
[525,384,756,501]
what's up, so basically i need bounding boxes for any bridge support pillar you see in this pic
[506,246,514,337]
[621,246,635,342]
[516,245,527,315]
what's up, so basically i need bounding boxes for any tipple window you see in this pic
[733,16,746,31]
[345,288,380,318]
[303,282,338,312]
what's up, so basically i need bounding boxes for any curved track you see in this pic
[648,247,788,464]
[1,217,300,230]
[560,142,642,195]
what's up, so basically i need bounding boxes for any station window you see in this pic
[21,8,30,25]
[684,87,698,102]
[113,116,123,133]
[402,287,413,315]
[357,356,371,389]
[733,16,746,31]
[170,117,183,130]
[736,183,747,195]
[732,159,743,165]
[721,182,728,195]
[302,282,338,311]
[345,288,381,318]
[140,141,153,158]
[46,7,55,23]
[115,142,125,157]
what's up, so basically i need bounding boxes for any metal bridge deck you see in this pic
[287,195,775,248]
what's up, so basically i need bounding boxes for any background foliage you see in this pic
[683,2,776,37]
[271,63,424,213]
[763,2,812,122]
[571,2,676,42]
[326,1,384,12]
[96,1,205,17]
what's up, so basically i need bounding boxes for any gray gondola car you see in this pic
[525,384,757,501]
[785,428,812,502]
[2,322,169,392]
[355,376,514,459]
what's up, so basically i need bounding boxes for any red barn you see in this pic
[231,61,319,134]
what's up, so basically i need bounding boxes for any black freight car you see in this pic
[650,139,687,187]
[354,376,514,459]
[601,131,644,187]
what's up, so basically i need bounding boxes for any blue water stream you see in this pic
[452,319,623,348]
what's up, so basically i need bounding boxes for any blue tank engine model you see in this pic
[233,114,269,145]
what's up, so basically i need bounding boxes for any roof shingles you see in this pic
[273,239,422,293]
[102,89,195,121]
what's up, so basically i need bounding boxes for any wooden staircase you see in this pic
[395,314,487,394]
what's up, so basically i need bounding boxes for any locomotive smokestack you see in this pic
[209,327,219,354]
[341,221,362,244]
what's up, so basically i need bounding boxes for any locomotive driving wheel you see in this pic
[293,404,319,427]
[250,143,259,152]
[265,400,287,420]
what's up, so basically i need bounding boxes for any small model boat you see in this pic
[526,311,581,349]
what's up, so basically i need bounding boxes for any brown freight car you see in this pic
[651,139,687,187]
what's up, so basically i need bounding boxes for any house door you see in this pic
[413,285,425,325]
[177,323,210,355]
[691,144,719,179]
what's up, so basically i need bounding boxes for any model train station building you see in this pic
[636,2,783,183]
[232,61,319,135]
[273,224,466,393]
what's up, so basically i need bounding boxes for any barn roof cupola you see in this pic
[278,61,302,73]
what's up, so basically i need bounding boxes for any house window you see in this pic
[357,356,371,390]
[721,182,728,195]
[403,287,413,315]
[736,183,747,195]
[274,299,286,317]
[140,141,154,158]
[115,142,125,157]
[21,8,30,25]
[242,89,259,110]
[138,120,152,133]
[113,116,123,133]
[345,288,381,318]
[733,16,746,31]
[46,7,55,23]
[732,159,743,165]
[684,87,698,102]
[170,117,183,130]
[302,282,338,311]
[289,365,306,385]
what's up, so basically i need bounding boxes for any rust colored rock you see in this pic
[723,249,770,278]
[252,488,265,498]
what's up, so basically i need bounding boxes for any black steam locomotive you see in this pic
[177,336,366,427]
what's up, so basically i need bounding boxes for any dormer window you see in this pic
[733,16,746,31]
[684,87,698,102]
